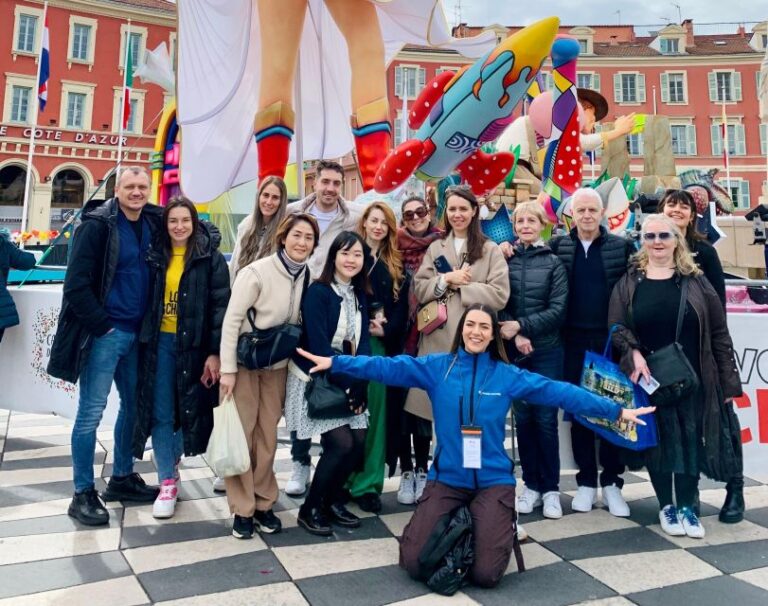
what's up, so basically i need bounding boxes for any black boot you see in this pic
[298,506,333,536]
[103,472,160,502]
[68,488,110,526]
[719,475,745,524]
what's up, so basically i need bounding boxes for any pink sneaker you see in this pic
[152,479,178,519]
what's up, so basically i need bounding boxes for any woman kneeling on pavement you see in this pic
[219,213,319,539]
[608,214,742,539]
[134,197,231,519]
[298,304,652,588]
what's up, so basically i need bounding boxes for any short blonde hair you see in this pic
[634,214,702,276]
[512,201,549,225]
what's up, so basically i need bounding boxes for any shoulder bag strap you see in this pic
[674,276,689,343]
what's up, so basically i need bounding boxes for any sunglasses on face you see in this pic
[403,207,429,221]
[642,231,674,242]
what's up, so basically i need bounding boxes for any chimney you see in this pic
[737,24,746,37]
[682,19,694,47]
[609,35,619,46]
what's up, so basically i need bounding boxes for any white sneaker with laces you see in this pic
[678,507,706,538]
[571,486,598,512]
[516,487,542,514]
[152,479,178,519]
[602,485,630,517]
[212,476,226,493]
[397,471,416,505]
[285,461,311,497]
[542,491,563,519]
[659,505,685,536]
[414,469,428,502]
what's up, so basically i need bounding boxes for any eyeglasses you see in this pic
[642,231,674,242]
[403,207,429,221]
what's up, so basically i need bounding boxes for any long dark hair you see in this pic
[449,304,509,363]
[317,231,372,295]
[658,189,703,246]
[443,185,487,265]
[162,196,200,265]
[238,176,288,269]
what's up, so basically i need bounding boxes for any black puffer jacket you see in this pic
[501,243,568,351]
[133,222,230,458]
[47,198,163,383]
[549,226,633,292]
[1,236,36,330]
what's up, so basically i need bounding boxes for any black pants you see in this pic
[290,431,312,466]
[650,471,698,509]
[0,328,4,343]
[564,331,625,489]
[302,425,366,511]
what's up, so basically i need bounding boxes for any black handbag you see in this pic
[416,505,474,596]
[306,372,352,419]
[236,269,309,370]
[644,277,700,408]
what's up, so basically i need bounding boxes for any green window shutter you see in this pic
[708,72,717,102]
[613,74,622,103]
[711,124,722,156]
[637,74,646,102]
[660,73,670,103]
[687,125,697,155]
[733,72,742,101]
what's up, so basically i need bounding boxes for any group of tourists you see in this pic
[43,161,744,590]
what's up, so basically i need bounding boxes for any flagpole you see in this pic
[117,19,131,177]
[721,94,731,196]
[19,0,48,249]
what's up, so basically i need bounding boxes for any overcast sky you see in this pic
[444,1,766,34]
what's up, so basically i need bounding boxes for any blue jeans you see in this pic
[72,328,138,492]
[513,346,563,494]
[152,332,181,481]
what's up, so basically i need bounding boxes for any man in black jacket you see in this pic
[48,167,162,525]
[549,188,634,518]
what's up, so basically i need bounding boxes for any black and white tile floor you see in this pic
[1,407,767,605]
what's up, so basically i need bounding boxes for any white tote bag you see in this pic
[205,395,250,478]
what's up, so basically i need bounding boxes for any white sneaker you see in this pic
[571,486,598,512]
[602,485,630,517]
[542,491,563,519]
[285,461,310,497]
[516,487,542,514]
[517,524,528,542]
[397,471,416,505]
[678,507,706,539]
[659,505,685,536]
[152,479,178,519]
[414,469,428,502]
[212,476,226,493]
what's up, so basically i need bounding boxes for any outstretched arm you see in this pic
[296,348,437,392]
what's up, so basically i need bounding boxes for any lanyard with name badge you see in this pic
[456,361,492,470]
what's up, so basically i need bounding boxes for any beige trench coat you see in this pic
[404,234,510,420]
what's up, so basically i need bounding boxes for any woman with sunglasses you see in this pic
[658,189,725,307]
[345,202,408,513]
[297,304,653,589]
[608,214,742,539]
[394,196,443,504]
[500,201,569,520]
[406,186,509,489]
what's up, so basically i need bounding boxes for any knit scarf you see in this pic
[278,248,305,278]
[397,226,443,275]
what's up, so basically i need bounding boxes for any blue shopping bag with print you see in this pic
[574,329,658,451]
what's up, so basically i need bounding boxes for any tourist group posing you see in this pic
[49,164,744,590]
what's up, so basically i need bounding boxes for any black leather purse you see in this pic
[644,277,700,407]
[236,269,309,370]
[306,372,352,419]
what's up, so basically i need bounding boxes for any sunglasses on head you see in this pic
[642,231,674,242]
[403,207,429,221]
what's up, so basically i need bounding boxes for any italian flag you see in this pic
[122,36,133,129]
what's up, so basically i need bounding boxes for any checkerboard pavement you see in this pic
[1,407,767,606]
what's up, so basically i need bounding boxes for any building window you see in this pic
[626,133,644,156]
[577,39,588,54]
[614,73,645,103]
[0,165,28,206]
[436,66,459,76]
[393,110,418,145]
[670,125,696,155]
[71,24,91,61]
[659,38,679,54]
[10,86,32,123]
[661,72,686,104]
[758,70,766,99]
[718,179,750,210]
[708,71,742,102]
[540,71,554,91]
[394,66,426,98]
[710,123,746,156]
[66,93,86,128]
[51,169,86,208]
[125,99,139,133]
[577,72,601,91]
[119,26,147,70]
[761,124,767,156]
[112,88,146,133]
[16,14,37,53]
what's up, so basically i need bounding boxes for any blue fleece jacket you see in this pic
[332,348,622,490]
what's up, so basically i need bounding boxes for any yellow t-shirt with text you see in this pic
[160,247,185,334]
